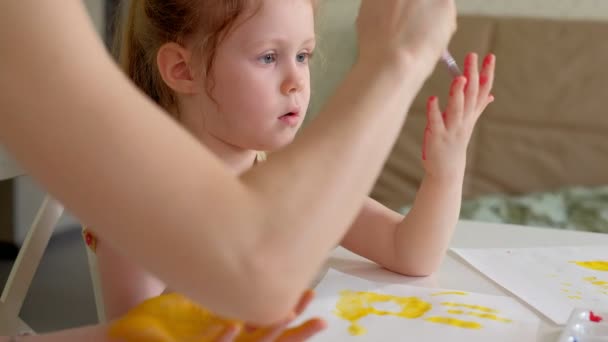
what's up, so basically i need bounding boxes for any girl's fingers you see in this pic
[426,96,444,132]
[463,52,479,116]
[477,53,496,111]
[445,76,466,128]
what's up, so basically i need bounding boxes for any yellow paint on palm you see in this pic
[109,293,242,342]
[425,316,482,329]
[571,260,608,271]
[334,290,432,335]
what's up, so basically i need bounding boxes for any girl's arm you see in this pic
[342,53,496,277]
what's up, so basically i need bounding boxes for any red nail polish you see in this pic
[480,75,488,85]
[483,54,493,67]
[427,96,436,112]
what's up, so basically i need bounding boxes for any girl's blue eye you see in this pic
[296,52,310,63]
[259,53,276,64]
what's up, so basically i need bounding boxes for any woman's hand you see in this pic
[109,290,325,342]
[356,0,457,73]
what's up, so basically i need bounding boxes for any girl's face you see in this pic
[188,0,315,152]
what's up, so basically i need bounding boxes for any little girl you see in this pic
[0,0,480,341]
[85,0,494,332]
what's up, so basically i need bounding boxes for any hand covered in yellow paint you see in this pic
[109,290,326,342]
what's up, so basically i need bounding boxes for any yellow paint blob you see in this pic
[568,295,582,300]
[432,291,468,296]
[571,260,608,272]
[425,317,482,329]
[334,290,432,335]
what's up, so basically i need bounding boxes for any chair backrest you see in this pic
[0,148,64,334]
[0,147,23,181]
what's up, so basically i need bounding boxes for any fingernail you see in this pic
[427,96,437,111]
[483,54,494,67]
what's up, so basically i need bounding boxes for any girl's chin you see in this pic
[253,134,299,152]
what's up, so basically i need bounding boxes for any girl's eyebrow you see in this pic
[246,37,316,50]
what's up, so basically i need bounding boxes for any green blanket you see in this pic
[400,186,608,234]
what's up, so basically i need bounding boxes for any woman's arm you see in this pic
[0,0,455,324]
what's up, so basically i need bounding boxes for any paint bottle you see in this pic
[558,308,608,342]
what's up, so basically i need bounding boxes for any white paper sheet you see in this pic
[294,269,539,341]
[451,246,608,324]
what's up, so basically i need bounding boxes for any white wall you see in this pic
[14,1,106,244]
[457,0,608,21]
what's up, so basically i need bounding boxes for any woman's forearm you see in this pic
[0,1,435,324]
[242,55,431,301]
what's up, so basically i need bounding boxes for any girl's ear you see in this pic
[157,42,199,95]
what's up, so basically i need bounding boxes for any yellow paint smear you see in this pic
[571,260,608,272]
[432,291,468,296]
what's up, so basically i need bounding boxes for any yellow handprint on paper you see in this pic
[333,290,513,336]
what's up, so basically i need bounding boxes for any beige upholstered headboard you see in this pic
[308,3,608,210]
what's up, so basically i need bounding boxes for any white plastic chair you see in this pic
[86,241,106,323]
[0,148,64,335]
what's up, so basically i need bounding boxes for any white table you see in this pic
[326,220,608,342]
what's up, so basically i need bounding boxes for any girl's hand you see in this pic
[422,52,496,181]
